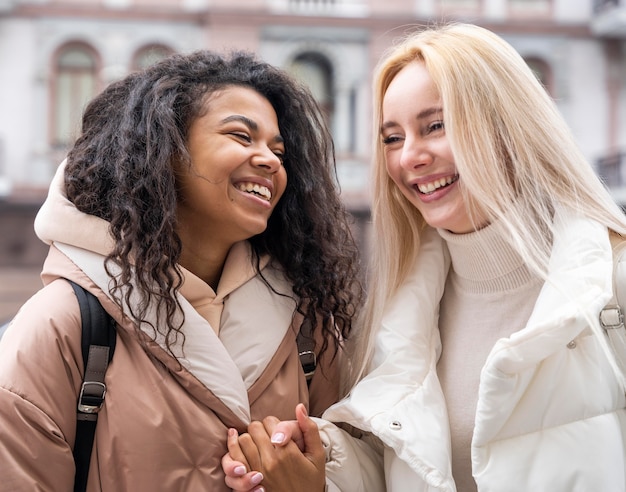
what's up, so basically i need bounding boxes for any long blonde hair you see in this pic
[347,22,626,387]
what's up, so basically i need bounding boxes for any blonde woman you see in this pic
[223,23,626,492]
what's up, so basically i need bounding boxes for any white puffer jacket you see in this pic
[321,211,626,492]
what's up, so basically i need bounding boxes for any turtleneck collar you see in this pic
[437,221,537,294]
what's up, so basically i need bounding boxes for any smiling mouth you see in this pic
[236,182,272,201]
[416,175,459,195]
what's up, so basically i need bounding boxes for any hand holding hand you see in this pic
[222,429,265,492]
[222,403,325,492]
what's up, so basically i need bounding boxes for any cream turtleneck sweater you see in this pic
[436,223,544,492]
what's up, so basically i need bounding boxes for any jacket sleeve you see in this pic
[0,279,84,491]
[312,417,385,492]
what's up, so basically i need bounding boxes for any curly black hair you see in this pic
[65,50,363,360]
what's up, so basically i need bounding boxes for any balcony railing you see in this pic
[594,0,620,14]
[597,152,626,199]
[592,0,626,37]
[269,0,367,16]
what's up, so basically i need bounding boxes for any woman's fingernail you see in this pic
[271,432,285,444]
[251,472,264,485]
[234,465,246,476]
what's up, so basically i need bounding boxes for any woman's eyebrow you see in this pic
[380,120,399,133]
[220,114,257,130]
[219,114,284,143]
[416,107,443,120]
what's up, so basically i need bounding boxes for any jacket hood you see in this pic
[32,161,289,424]
[35,160,113,256]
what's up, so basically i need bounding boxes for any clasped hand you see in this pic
[222,403,326,492]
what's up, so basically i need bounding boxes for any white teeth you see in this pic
[236,182,272,200]
[417,176,456,194]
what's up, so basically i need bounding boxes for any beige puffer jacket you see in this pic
[0,164,340,491]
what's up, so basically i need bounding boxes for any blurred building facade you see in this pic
[0,0,625,316]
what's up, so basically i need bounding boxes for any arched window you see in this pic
[288,52,334,124]
[525,57,552,94]
[132,44,174,71]
[52,44,98,147]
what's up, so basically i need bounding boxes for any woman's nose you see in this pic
[252,147,282,173]
[400,138,433,170]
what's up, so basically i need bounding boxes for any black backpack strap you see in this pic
[297,319,316,385]
[68,280,115,492]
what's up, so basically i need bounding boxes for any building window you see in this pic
[288,52,334,124]
[525,57,552,94]
[132,44,174,71]
[52,44,98,147]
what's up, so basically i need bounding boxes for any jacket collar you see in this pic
[326,209,613,488]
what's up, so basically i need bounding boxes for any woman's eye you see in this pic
[428,121,444,133]
[274,151,285,163]
[231,132,251,143]
[382,135,402,145]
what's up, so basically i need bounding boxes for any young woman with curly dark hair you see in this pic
[0,50,363,491]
